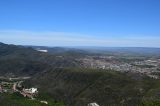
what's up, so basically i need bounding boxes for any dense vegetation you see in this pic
[24,68,160,106]
[0,43,82,76]
[0,93,64,106]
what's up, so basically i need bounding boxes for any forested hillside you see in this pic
[0,43,82,76]
[24,68,160,106]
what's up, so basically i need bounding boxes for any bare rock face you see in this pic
[87,103,99,106]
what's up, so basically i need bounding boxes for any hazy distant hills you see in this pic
[76,47,160,56]
[27,45,91,57]
[28,45,160,56]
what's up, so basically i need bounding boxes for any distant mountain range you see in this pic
[27,45,160,56]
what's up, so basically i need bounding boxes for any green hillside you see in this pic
[0,93,64,106]
[0,43,81,76]
[24,68,160,106]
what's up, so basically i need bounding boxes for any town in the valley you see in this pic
[79,55,160,79]
[0,76,48,105]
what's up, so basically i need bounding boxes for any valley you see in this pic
[0,43,160,106]
[78,55,160,79]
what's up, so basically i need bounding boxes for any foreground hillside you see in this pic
[24,68,160,106]
[0,93,64,106]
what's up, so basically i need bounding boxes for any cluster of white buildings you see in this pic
[23,88,38,94]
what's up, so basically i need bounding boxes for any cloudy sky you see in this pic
[0,0,160,47]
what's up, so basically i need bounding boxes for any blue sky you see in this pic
[0,0,160,47]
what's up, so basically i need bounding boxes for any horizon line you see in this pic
[1,42,160,49]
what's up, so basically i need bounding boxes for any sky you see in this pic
[0,0,160,47]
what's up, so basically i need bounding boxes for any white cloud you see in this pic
[0,30,160,47]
